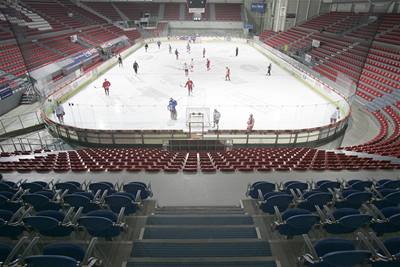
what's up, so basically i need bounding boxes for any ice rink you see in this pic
[56,40,342,131]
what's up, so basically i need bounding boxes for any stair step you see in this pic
[154,206,245,215]
[131,240,272,257]
[125,257,277,267]
[142,226,258,239]
[146,215,254,225]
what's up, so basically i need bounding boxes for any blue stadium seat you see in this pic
[0,182,18,194]
[376,179,400,190]
[89,182,116,195]
[335,190,373,209]
[0,236,29,265]
[283,181,309,192]
[23,208,78,237]
[0,192,23,212]
[247,181,276,199]
[357,232,400,267]
[105,193,138,215]
[259,192,293,214]
[20,182,48,193]
[0,207,26,238]
[123,182,152,200]
[63,193,101,213]
[346,180,373,191]
[369,206,400,235]
[372,191,400,209]
[22,193,61,211]
[54,181,83,194]
[297,191,333,211]
[78,209,126,238]
[24,237,99,267]
[315,180,341,192]
[273,208,319,238]
[299,235,372,267]
[321,208,371,234]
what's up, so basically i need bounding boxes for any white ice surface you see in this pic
[57,41,340,131]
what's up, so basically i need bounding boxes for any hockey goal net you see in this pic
[186,107,211,128]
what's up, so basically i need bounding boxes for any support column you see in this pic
[305,0,311,20]
[294,0,300,25]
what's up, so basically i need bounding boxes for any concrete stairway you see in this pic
[124,206,277,267]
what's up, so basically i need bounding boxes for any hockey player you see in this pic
[202,48,206,58]
[330,107,340,124]
[175,49,179,60]
[117,54,123,67]
[190,58,194,72]
[213,109,221,129]
[55,102,65,124]
[133,61,139,75]
[267,63,272,76]
[169,44,172,54]
[168,98,178,120]
[144,43,149,52]
[235,47,239,57]
[184,63,189,76]
[186,42,191,53]
[184,78,194,96]
[157,40,161,49]
[247,114,255,132]
[225,67,231,81]
[206,58,211,71]
[102,78,111,96]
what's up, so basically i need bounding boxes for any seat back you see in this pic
[350,181,373,191]
[89,182,114,193]
[22,194,50,208]
[0,243,12,262]
[78,216,113,232]
[24,255,77,267]
[123,183,149,199]
[43,243,85,262]
[286,214,319,228]
[338,214,371,229]
[322,250,371,266]
[54,182,80,193]
[249,182,275,198]
[23,216,59,232]
[20,182,44,193]
[314,238,354,257]
[64,194,90,208]
[261,194,292,213]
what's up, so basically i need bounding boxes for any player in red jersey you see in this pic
[225,67,231,81]
[184,78,194,96]
[102,78,111,95]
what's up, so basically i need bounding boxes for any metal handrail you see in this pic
[0,111,42,135]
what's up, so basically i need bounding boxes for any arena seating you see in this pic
[260,11,400,105]
[1,148,399,173]
[0,178,152,238]
[0,0,142,85]
[113,2,160,21]
[21,0,102,30]
[84,1,123,21]
[248,178,400,238]
[163,3,180,20]
[342,104,400,158]
[214,3,242,21]
[183,4,211,21]
[0,236,100,266]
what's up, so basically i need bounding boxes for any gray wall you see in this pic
[0,90,24,116]
[296,0,310,24]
